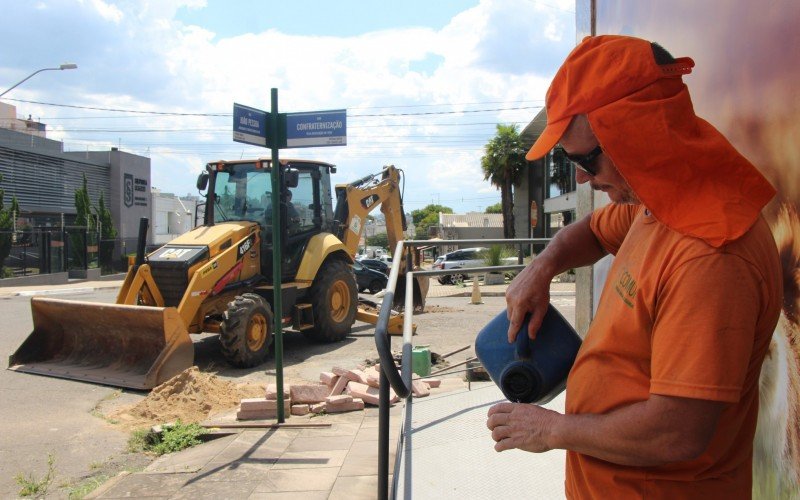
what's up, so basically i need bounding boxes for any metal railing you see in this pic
[373,238,551,499]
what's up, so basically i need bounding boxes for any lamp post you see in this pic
[0,63,78,98]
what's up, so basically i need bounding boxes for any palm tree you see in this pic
[481,124,526,238]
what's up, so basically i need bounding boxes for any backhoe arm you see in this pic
[333,165,407,256]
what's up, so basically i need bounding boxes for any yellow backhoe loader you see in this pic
[8,160,427,390]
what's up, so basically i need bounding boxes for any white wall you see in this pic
[152,190,198,244]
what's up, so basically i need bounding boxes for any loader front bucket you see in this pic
[8,297,194,390]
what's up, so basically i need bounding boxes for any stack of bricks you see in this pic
[236,383,291,420]
[236,364,442,420]
[324,364,441,405]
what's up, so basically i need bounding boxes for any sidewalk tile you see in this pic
[194,461,274,482]
[328,475,380,500]
[146,434,238,473]
[284,434,355,453]
[271,449,348,470]
[252,467,339,493]
[92,473,189,498]
[248,491,329,500]
[339,439,394,477]
[295,421,360,438]
[168,478,260,499]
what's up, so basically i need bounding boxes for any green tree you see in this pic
[74,174,94,230]
[411,204,452,240]
[71,174,95,269]
[366,232,389,250]
[0,174,21,278]
[485,203,502,214]
[481,124,526,238]
[94,192,118,273]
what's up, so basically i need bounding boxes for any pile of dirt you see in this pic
[110,367,263,430]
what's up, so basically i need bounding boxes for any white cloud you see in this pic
[3,0,575,213]
[89,0,124,23]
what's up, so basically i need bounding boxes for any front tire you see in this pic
[368,280,384,295]
[220,293,273,368]
[304,259,357,342]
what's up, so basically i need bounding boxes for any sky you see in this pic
[0,0,575,214]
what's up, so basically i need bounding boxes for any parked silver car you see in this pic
[432,247,519,285]
[432,247,488,285]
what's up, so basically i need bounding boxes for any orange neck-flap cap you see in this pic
[528,35,775,247]
[527,35,694,161]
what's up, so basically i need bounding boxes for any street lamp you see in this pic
[0,63,78,98]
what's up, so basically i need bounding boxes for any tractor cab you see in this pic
[198,159,337,281]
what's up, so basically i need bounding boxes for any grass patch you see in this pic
[127,421,206,456]
[67,474,109,500]
[90,389,123,424]
[15,453,56,497]
[127,428,152,454]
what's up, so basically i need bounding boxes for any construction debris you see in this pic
[235,363,443,421]
[110,366,264,429]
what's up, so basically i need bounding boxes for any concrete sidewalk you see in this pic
[88,379,558,500]
[87,381,467,500]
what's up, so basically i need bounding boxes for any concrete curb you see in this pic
[0,282,122,298]
[16,288,95,297]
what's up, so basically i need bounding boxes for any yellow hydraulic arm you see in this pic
[334,165,407,258]
[334,165,429,331]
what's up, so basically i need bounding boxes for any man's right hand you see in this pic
[505,214,606,343]
[505,262,552,342]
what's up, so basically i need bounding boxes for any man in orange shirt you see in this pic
[485,36,782,498]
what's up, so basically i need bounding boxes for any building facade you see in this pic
[0,103,151,241]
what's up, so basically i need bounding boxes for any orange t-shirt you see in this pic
[565,204,782,499]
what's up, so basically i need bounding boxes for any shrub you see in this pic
[128,421,206,456]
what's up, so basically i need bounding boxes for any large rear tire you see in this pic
[304,259,357,342]
[220,293,273,368]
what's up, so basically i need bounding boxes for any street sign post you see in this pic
[230,93,346,424]
[285,109,346,148]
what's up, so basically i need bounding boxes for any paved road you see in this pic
[0,288,151,499]
[0,285,575,498]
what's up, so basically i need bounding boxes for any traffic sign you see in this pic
[233,103,268,147]
[285,109,346,148]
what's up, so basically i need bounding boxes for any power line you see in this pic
[8,97,541,118]
[351,106,540,117]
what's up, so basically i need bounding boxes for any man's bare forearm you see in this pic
[533,214,607,279]
[548,395,726,466]
[488,395,726,466]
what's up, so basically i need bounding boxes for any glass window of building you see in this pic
[547,147,576,197]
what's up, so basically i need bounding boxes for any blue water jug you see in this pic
[475,305,582,404]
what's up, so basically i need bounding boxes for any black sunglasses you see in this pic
[564,144,603,176]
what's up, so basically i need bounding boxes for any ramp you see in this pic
[394,382,566,499]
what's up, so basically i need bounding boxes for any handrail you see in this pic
[374,237,551,499]
[374,287,410,399]
[374,241,414,397]
[375,240,414,500]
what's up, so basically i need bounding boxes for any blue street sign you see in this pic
[233,103,268,147]
[285,109,346,148]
